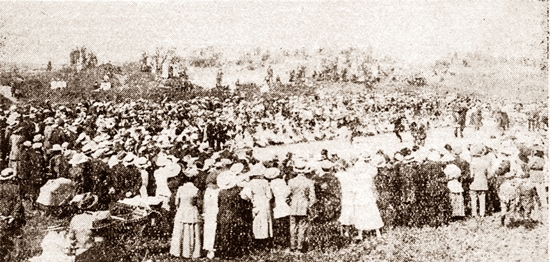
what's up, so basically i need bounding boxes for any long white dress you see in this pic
[203,187,220,252]
[242,178,273,239]
[170,183,201,258]
[353,164,384,231]
[336,171,356,226]
[269,178,291,219]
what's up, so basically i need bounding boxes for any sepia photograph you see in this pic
[0,1,547,261]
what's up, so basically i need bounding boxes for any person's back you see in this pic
[470,156,490,191]
[288,175,315,216]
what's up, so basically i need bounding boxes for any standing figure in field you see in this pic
[392,114,406,143]
[453,103,468,138]
[216,69,223,88]
[469,144,491,218]
[170,177,202,259]
[494,107,509,132]
[471,107,483,131]
[287,160,316,253]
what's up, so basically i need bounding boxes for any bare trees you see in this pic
[69,46,98,72]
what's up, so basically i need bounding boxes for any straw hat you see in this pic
[470,144,486,157]
[51,144,63,152]
[320,160,334,172]
[217,171,237,190]
[293,159,312,173]
[264,167,281,179]
[184,167,199,178]
[108,155,120,168]
[134,157,150,169]
[0,168,16,180]
[201,159,216,171]
[33,134,43,142]
[230,163,244,174]
[69,153,89,166]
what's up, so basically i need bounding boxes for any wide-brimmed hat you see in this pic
[230,163,244,174]
[264,167,281,179]
[69,153,89,166]
[183,155,199,165]
[0,168,16,180]
[320,160,334,172]
[108,155,120,168]
[470,144,486,157]
[51,144,63,152]
[201,158,216,171]
[217,171,237,190]
[402,155,416,164]
[134,157,150,168]
[184,167,199,178]
[215,158,233,168]
[33,134,43,142]
[247,163,267,178]
[76,193,99,210]
[293,159,312,173]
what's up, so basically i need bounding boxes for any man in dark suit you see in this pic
[288,160,316,253]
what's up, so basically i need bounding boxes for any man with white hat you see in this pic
[287,159,315,253]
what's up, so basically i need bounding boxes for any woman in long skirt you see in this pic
[214,171,250,259]
[444,164,465,218]
[352,156,383,240]
[203,182,220,259]
[170,179,202,259]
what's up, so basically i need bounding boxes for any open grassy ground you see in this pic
[19,204,547,262]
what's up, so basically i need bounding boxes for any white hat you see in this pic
[230,163,244,174]
[0,168,16,180]
[293,159,312,173]
[51,144,63,152]
[264,167,281,179]
[32,143,42,149]
[217,171,237,190]
[123,153,136,166]
[69,153,88,166]
[108,155,120,168]
[23,141,32,147]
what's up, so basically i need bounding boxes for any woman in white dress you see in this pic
[170,179,202,258]
[266,167,291,249]
[202,181,220,259]
[241,164,273,250]
[335,159,356,238]
[352,154,384,240]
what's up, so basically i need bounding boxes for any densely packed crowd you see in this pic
[0,90,545,260]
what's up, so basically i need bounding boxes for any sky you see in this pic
[0,1,546,66]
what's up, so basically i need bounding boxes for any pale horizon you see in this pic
[1,1,546,67]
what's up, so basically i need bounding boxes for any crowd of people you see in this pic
[0,89,546,260]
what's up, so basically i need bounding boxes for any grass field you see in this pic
[20,201,547,262]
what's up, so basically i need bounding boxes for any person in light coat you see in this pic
[267,167,291,249]
[287,160,316,253]
[469,144,491,217]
